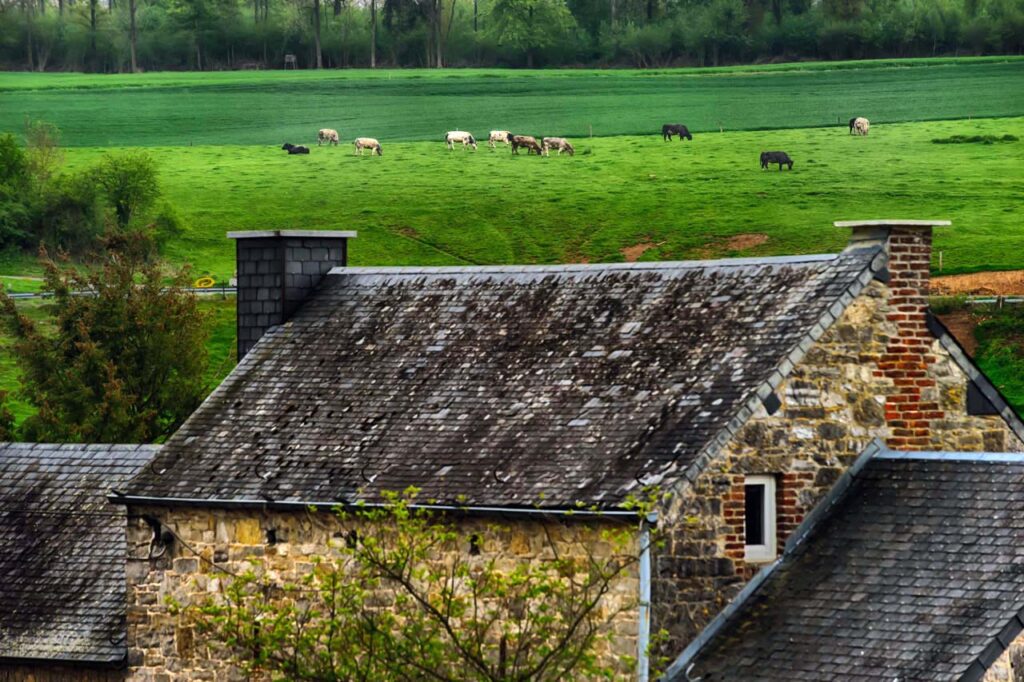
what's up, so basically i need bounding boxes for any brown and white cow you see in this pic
[488,130,511,149]
[542,137,574,156]
[852,117,870,136]
[318,128,340,146]
[354,137,382,156]
[510,135,543,155]
[445,131,478,151]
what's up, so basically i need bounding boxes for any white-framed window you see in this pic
[744,475,777,563]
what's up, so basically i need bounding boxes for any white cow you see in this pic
[354,137,383,156]
[853,117,870,136]
[542,137,575,156]
[318,128,340,146]
[488,130,511,149]
[445,131,477,151]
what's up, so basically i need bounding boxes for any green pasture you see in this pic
[1,59,1022,147]
[41,116,1024,278]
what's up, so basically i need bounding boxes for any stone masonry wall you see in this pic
[652,276,1024,654]
[0,666,124,682]
[125,507,640,681]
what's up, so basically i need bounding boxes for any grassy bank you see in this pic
[1,59,1022,146]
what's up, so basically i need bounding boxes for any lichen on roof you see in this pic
[122,249,881,509]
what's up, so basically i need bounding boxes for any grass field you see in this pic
[1,59,1022,147]
[45,116,1024,279]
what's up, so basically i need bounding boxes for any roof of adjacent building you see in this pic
[0,443,158,665]
[120,247,884,509]
[674,448,1024,682]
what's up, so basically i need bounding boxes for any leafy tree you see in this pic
[95,151,160,228]
[0,230,211,442]
[187,489,657,681]
[489,0,575,66]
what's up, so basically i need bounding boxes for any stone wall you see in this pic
[0,666,124,682]
[125,507,641,681]
[651,277,1024,653]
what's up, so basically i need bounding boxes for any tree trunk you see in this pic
[195,20,203,70]
[58,0,63,15]
[433,0,442,67]
[129,0,138,72]
[312,0,322,68]
[90,0,97,55]
[472,0,476,31]
[369,0,376,67]
[24,0,35,71]
[610,0,615,27]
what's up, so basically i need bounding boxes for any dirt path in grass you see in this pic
[932,270,1024,296]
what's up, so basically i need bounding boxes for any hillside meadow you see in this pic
[44,116,1024,279]
[0,59,1022,147]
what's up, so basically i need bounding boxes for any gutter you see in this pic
[637,512,658,682]
[107,493,644,520]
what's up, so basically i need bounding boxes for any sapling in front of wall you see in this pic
[180,488,661,681]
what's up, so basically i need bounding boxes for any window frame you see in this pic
[743,475,777,563]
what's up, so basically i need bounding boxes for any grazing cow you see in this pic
[662,124,693,141]
[354,137,383,156]
[760,151,793,170]
[848,117,857,134]
[318,128,340,146]
[488,130,511,149]
[282,143,310,155]
[852,117,870,136]
[542,137,575,156]
[510,135,543,155]
[446,131,478,151]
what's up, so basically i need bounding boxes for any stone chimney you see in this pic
[228,230,355,359]
[836,219,950,449]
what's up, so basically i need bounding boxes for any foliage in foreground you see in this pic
[186,490,657,681]
[0,231,211,442]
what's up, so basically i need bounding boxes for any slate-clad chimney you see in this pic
[228,230,355,359]
[837,219,950,450]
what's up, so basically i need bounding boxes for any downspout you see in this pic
[638,511,657,682]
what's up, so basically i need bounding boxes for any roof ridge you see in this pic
[327,253,840,277]
[876,450,1024,464]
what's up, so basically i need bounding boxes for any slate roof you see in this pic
[675,448,1024,682]
[0,443,157,664]
[121,247,883,509]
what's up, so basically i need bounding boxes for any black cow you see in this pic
[760,151,793,170]
[848,117,857,134]
[662,124,693,142]
[282,143,310,155]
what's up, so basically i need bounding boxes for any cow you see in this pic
[852,117,870,136]
[542,137,575,156]
[510,135,543,155]
[760,151,793,170]
[662,124,693,142]
[848,117,857,134]
[282,143,310,155]
[318,128,340,146]
[446,131,477,151]
[354,137,383,156]
[488,130,511,149]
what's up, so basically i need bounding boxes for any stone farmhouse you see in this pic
[2,219,1024,681]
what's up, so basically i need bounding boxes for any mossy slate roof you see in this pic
[0,443,157,664]
[123,249,881,508]
[687,452,1024,681]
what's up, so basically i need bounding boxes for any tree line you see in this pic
[0,0,1022,71]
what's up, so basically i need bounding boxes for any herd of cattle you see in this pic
[279,117,871,169]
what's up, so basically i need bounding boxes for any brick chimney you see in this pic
[228,230,355,359]
[836,219,950,449]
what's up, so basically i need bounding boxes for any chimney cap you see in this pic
[227,230,357,240]
[834,219,951,229]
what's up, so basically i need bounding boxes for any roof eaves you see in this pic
[647,244,887,492]
[660,438,888,681]
[926,312,1024,448]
